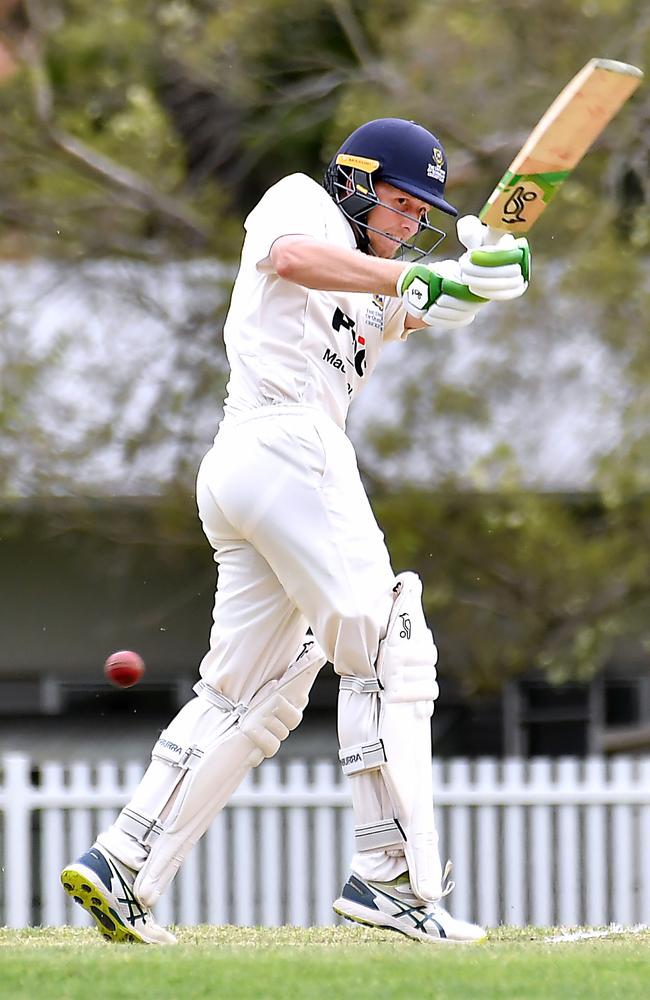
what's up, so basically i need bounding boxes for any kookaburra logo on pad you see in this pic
[399,613,412,639]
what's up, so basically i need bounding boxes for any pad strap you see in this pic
[152,732,206,770]
[132,638,327,908]
[355,818,405,853]
[339,740,386,775]
[339,676,382,694]
[118,808,164,846]
[193,679,247,717]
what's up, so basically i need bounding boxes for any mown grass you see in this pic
[0,924,648,999]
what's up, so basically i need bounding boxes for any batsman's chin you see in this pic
[368,236,401,259]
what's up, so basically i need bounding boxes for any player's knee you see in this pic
[332,574,438,693]
[239,692,303,758]
[195,638,325,761]
[377,572,439,704]
[330,602,392,677]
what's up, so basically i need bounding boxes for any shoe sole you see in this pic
[60,864,147,944]
[333,897,486,945]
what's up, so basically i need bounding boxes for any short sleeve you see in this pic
[244,174,330,272]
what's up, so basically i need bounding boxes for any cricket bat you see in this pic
[477,57,643,237]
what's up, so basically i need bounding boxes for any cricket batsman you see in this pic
[61,118,530,944]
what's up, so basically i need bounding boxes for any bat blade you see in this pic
[479,58,643,234]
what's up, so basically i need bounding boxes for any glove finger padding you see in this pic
[425,294,480,327]
[459,237,531,301]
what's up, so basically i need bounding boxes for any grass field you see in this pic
[1,925,649,999]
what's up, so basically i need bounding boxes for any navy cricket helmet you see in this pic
[324,118,457,255]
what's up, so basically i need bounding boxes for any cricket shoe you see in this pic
[60,844,176,944]
[333,872,486,944]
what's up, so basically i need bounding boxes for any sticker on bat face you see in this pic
[481,169,571,231]
[502,185,538,224]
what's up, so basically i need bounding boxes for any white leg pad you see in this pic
[338,572,443,901]
[101,639,326,908]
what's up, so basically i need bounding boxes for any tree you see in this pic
[1,0,649,691]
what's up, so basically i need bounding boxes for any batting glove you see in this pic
[456,214,531,301]
[397,259,489,329]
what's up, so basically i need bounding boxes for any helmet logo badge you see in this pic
[427,146,446,183]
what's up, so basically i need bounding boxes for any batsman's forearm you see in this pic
[270,236,404,296]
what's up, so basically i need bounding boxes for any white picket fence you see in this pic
[1,752,650,929]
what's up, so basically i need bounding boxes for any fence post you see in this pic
[640,757,650,925]
[446,758,472,920]
[557,757,581,926]
[529,757,554,926]
[502,757,526,925]
[584,756,607,925]
[286,759,310,927]
[40,761,67,927]
[312,760,338,926]
[611,756,635,924]
[3,754,32,928]
[475,758,500,927]
[258,761,283,927]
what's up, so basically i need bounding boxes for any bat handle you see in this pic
[456,215,483,250]
[485,225,508,244]
[457,216,511,251]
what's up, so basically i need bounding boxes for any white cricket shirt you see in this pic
[221,173,408,429]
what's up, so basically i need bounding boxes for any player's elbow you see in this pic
[270,238,312,282]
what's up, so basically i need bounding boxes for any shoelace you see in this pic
[439,859,456,899]
[380,859,456,905]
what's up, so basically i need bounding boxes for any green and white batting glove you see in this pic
[457,214,531,301]
[396,259,489,329]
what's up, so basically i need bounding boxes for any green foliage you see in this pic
[1,0,648,252]
[0,0,649,689]
[374,488,650,693]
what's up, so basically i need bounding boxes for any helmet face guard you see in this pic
[323,119,458,259]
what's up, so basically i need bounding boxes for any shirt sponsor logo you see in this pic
[331,307,366,377]
[366,293,384,330]
[323,347,347,371]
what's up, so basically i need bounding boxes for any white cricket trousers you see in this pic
[196,404,405,882]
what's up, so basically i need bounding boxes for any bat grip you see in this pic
[485,225,507,244]
[457,215,513,250]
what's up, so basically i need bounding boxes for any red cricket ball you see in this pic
[104,650,145,688]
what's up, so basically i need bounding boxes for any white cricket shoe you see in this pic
[333,872,486,944]
[60,844,176,945]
